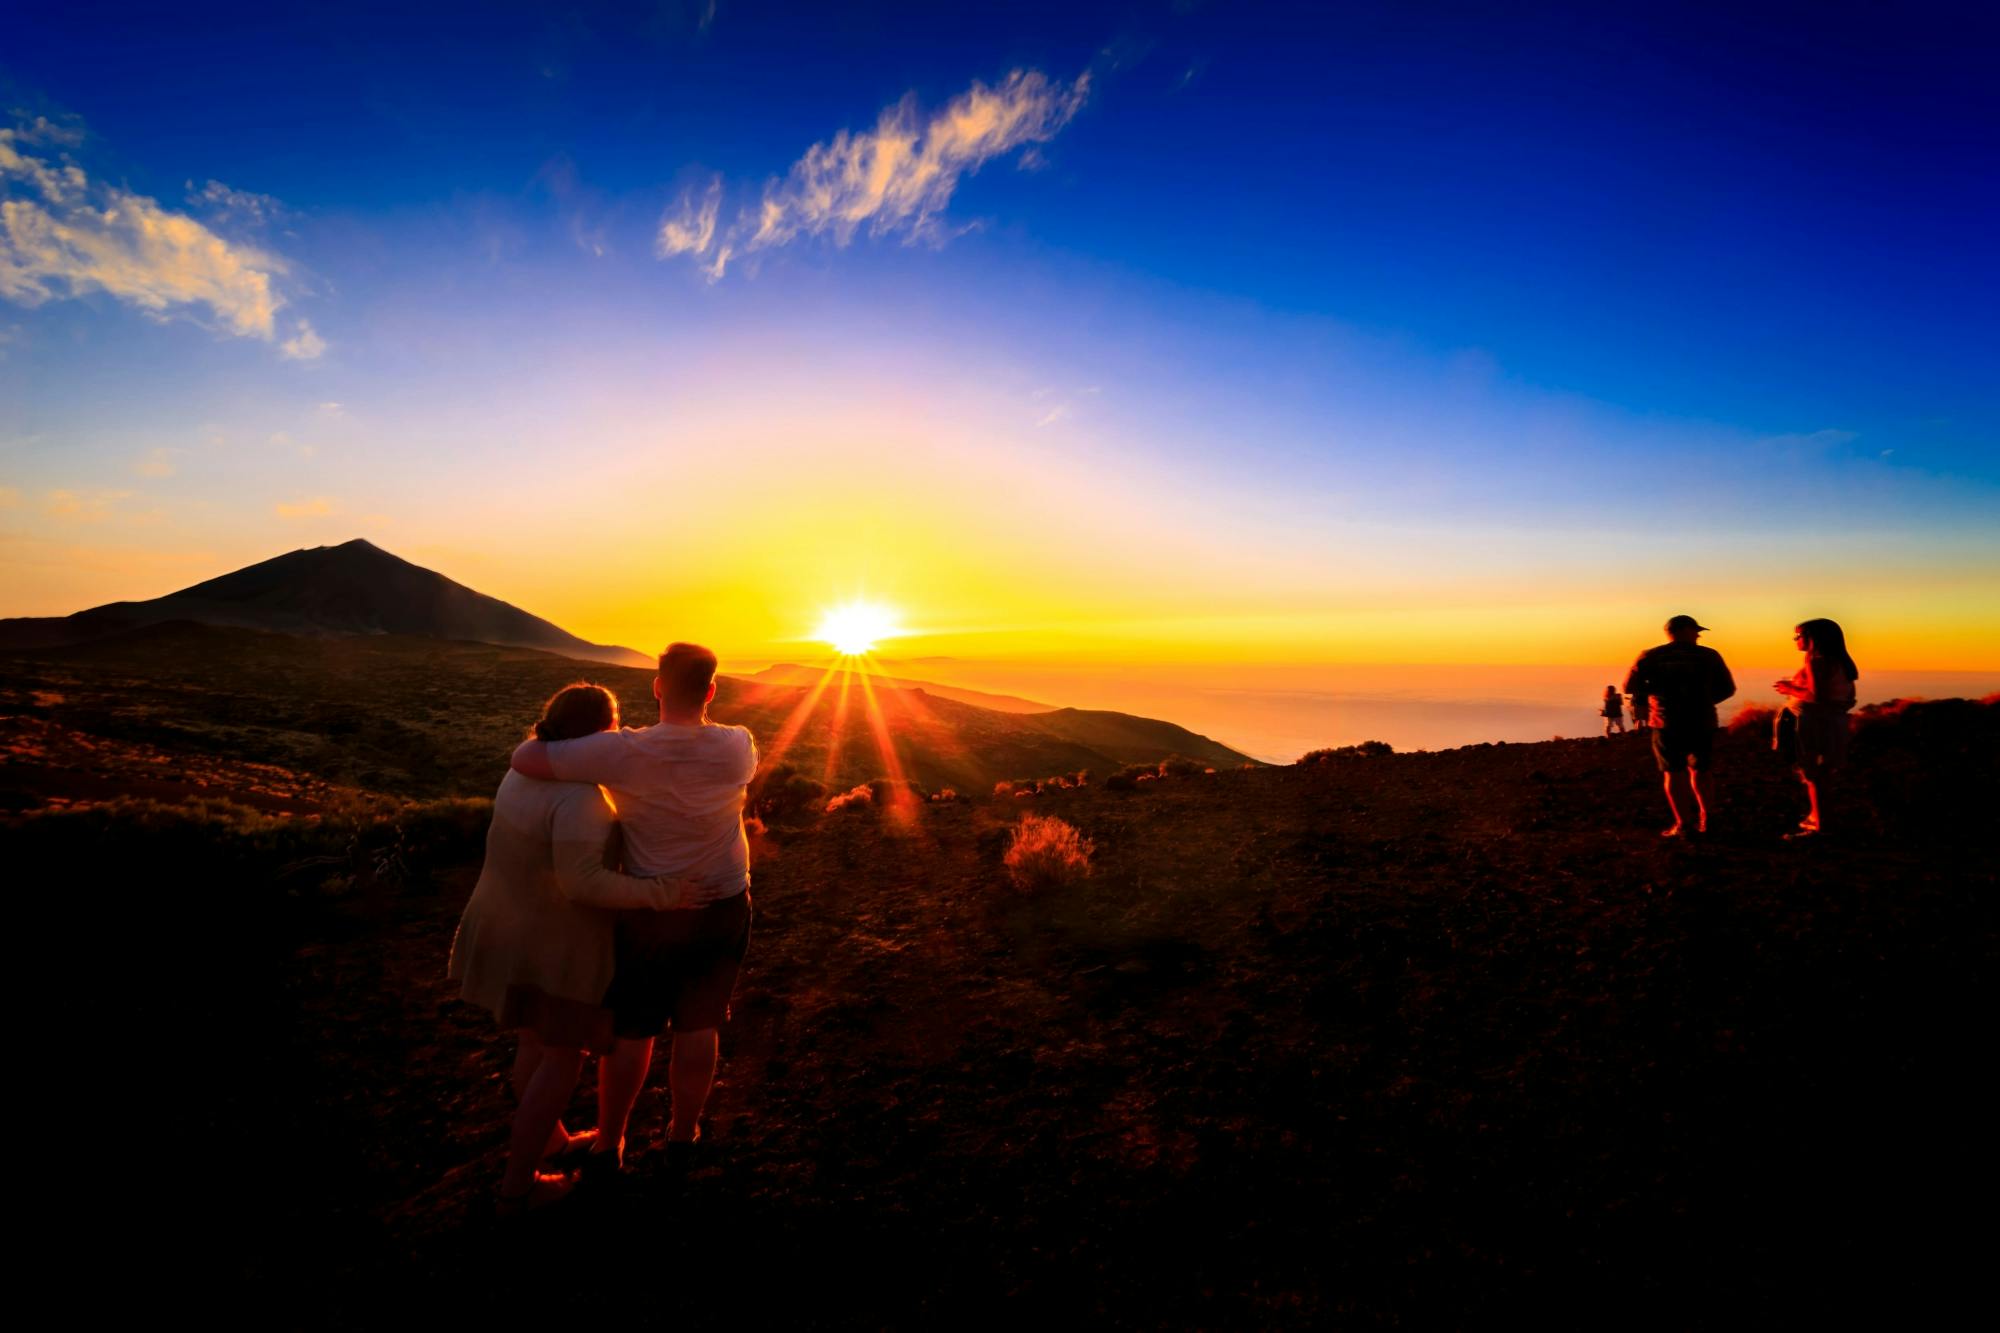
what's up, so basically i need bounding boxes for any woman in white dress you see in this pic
[448,684,701,1212]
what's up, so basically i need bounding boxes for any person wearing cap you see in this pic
[1623,615,1737,837]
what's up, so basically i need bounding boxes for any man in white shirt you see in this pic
[510,641,757,1170]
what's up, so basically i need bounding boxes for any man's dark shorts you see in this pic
[605,890,752,1040]
[1652,724,1715,773]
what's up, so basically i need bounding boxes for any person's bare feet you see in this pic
[1661,824,1683,838]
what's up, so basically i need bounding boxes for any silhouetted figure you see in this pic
[1601,685,1627,735]
[1629,692,1649,730]
[1773,618,1859,839]
[1623,615,1736,837]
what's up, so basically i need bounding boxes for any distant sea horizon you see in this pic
[730,660,2000,764]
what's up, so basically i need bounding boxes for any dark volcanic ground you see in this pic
[15,702,1995,1326]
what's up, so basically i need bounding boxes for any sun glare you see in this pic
[815,601,900,656]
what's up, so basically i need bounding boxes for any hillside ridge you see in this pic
[0,538,649,666]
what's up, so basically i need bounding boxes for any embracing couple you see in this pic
[447,642,757,1213]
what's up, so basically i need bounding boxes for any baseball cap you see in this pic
[1665,614,1710,634]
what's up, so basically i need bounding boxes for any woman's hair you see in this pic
[1795,619,1859,681]
[531,683,619,742]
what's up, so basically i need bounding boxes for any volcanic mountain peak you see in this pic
[0,539,649,667]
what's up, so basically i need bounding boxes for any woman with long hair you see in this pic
[448,684,701,1213]
[1772,618,1859,839]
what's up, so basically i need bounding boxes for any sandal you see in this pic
[544,1128,599,1166]
[496,1171,575,1218]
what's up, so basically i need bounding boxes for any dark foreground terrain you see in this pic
[10,690,1994,1326]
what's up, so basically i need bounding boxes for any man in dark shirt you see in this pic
[1623,614,1736,837]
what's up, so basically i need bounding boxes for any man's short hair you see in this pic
[658,642,719,710]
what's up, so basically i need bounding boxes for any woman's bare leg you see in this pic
[502,1044,586,1198]
[510,1032,578,1157]
[1803,776,1823,830]
[594,1036,654,1160]
[510,1032,543,1100]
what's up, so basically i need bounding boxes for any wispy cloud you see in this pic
[659,68,1090,279]
[279,318,326,361]
[274,495,337,519]
[188,178,287,227]
[0,116,321,355]
[657,175,721,261]
[43,487,134,522]
[133,447,182,478]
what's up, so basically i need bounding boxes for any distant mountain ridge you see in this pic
[741,663,1054,714]
[0,539,650,666]
[2,623,1257,798]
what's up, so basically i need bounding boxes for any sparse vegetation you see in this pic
[752,764,828,824]
[824,783,874,814]
[1297,739,1395,763]
[1001,812,1095,891]
[1728,703,1779,735]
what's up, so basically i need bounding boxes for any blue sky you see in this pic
[3,1,1996,668]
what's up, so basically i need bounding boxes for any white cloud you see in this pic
[274,495,338,519]
[279,318,326,360]
[660,68,1089,279]
[1,117,305,349]
[316,401,344,417]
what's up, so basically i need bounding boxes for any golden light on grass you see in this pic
[814,601,901,656]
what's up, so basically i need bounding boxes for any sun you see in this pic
[814,601,900,656]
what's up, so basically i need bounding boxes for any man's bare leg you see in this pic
[1688,764,1710,833]
[668,1028,720,1143]
[593,1036,653,1162]
[1661,772,1686,836]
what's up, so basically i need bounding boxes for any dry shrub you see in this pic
[1159,756,1208,778]
[752,765,827,823]
[825,784,874,814]
[930,788,959,803]
[1728,703,1779,736]
[1003,813,1095,892]
[993,780,1015,798]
